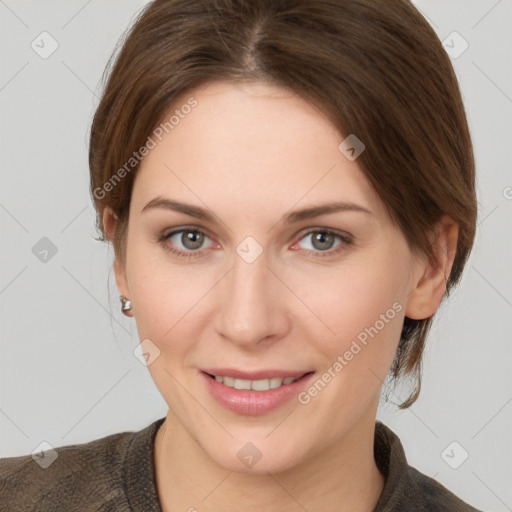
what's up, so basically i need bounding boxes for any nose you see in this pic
[214,249,291,349]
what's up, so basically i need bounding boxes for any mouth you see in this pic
[201,369,315,415]
[207,373,303,391]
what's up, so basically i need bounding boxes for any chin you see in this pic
[201,434,310,475]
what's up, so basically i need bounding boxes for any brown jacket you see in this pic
[0,418,482,511]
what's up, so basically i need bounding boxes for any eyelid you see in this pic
[296,226,353,241]
[161,226,218,246]
[291,227,353,252]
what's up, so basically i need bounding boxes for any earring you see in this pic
[120,295,132,315]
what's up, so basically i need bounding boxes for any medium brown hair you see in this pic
[89,0,477,408]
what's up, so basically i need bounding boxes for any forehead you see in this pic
[132,80,383,218]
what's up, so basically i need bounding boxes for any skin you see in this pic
[104,81,458,511]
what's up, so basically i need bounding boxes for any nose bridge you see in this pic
[215,248,287,346]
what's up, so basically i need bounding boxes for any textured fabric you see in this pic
[0,418,481,511]
[371,422,481,511]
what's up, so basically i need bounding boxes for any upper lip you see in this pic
[201,368,313,380]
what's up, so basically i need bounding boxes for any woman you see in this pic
[0,0,482,510]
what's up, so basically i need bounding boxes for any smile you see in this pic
[201,370,314,415]
[210,374,301,391]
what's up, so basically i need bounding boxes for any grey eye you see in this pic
[180,230,205,250]
[310,231,336,251]
[296,231,342,252]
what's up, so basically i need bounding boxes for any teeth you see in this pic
[269,377,283,389]
[234,378,252,390]
[212,375,300,391]
[252,379,272,391]
[223,376,235,387]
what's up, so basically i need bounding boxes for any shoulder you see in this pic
[405,465,482,511]
[0,427,137,512]
[374,421,482,512]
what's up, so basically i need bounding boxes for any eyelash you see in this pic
[157,226,353,260]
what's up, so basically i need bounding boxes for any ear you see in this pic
[102,208,133,317]
[405,216,459,320]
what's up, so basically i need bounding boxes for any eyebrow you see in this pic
[141,197,373,224]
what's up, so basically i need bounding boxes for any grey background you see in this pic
[0,1,511,510]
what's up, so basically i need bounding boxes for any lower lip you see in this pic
[202,372,314,416]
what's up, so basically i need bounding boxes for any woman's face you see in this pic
[114,80,428,472]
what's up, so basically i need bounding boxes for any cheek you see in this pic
[288,263,408,421]
[285,249,410,373]
[124,233,219,352]
[128,266,211,342]
[124,247,215,409]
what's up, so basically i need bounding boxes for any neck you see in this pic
[154,409,385,512]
